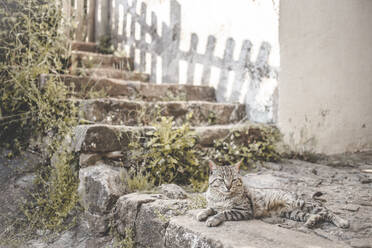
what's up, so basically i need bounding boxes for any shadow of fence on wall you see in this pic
[109,0,277,105]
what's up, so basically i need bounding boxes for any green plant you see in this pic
[97,35,114,54]
[22,148,80,231]
[188,194,207,209]
[211,125,282,170]
[120,170,155,193]
[0,0,77,152]
[144,116,201,185]
[113,227,135,248]
[126,116,208,190]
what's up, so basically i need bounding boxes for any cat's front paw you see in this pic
[206,216,223,227]
[197,211,209,222]
[304,215,318,228]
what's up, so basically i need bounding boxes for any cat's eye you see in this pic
[210,178,223,186]
[232,178,242,185]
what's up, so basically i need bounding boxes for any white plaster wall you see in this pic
[279,0,372,154]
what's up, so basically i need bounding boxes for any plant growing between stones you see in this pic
[144,116,202,185]
[188,194,207,209]
[211,125,282,170]
[112,227,135,248]
[0,0,77,152]
[97,35,114,55]
[126,115,209,191]
[0,0,81,242]
[22,148,80,231]
[120,169,155,193]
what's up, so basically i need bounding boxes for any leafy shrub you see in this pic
[0,0,80,236]
[144,116,201,185]
[97,35,114,54]
[211,126,282,170]
[112,227,135,248]
[120,169,155,193]
[0,0,76,152]
[22,149,79,231]
[127,116,207,189]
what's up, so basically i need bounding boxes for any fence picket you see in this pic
[217,38,235,101]
[201,36,217,85]
[139,3,147,72]
[229,40,252,101]
[186,33,198,84]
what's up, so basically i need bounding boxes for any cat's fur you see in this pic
[197,161,349,228]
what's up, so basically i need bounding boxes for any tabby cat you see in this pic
[197,161,349,228]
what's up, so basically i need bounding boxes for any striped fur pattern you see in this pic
[197,161,349,228]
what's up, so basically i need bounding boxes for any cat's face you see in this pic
[208,161,244,196]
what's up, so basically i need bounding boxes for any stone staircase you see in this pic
[49,41,351,248]
[64,41,262,167]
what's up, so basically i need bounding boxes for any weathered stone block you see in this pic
[52,74,216,102]
[71,41,98,53]
[70,51,133,71]
[72,123,272,153]
[78,99,246,126]
[76,68,150,82]
[73,125,151,153]
[78,164,126,215]
[79,153,103,167]
[165,213,350,248]
[159,184,188,199]
[112,193,189,247]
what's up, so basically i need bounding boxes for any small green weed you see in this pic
[120,170,155,193]
[22,148,79,232]
[188,194,207,209]
[112,227,135,248]
[211,125,282,170]
[97,35,114,54]
[126,115,208,191]
[144,116,201,185]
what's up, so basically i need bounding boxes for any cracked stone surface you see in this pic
[108,154,372,248]
[72,123,272,154]
[78,164,127,215]
[2,149,372,248]
[50,74,217,102]
[75,68,150,82]
[77,98,246,126]
[165,213,349,248]
[70,51,133,71]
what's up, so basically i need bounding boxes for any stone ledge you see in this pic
[71,41,98,53]
[165,213,350,248]
[111,193,350,248]
[74,68,150,82]
[70,51,134,71]
[77,98,246,126]
[46,74,216,102]
[72,123,269,153]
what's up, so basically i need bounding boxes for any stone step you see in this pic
[72,123,266,153]
[49,74,216,102]
[166,212,350,248]
[71,41,98,53]
[72,68,150,82]
[70,51,134,71]
[110,193,350,248]
[77,98,246,126]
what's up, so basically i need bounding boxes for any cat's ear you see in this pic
[235,160,243,171]
[208,160,216,171]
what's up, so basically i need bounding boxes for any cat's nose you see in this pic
[226,184,232,191]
